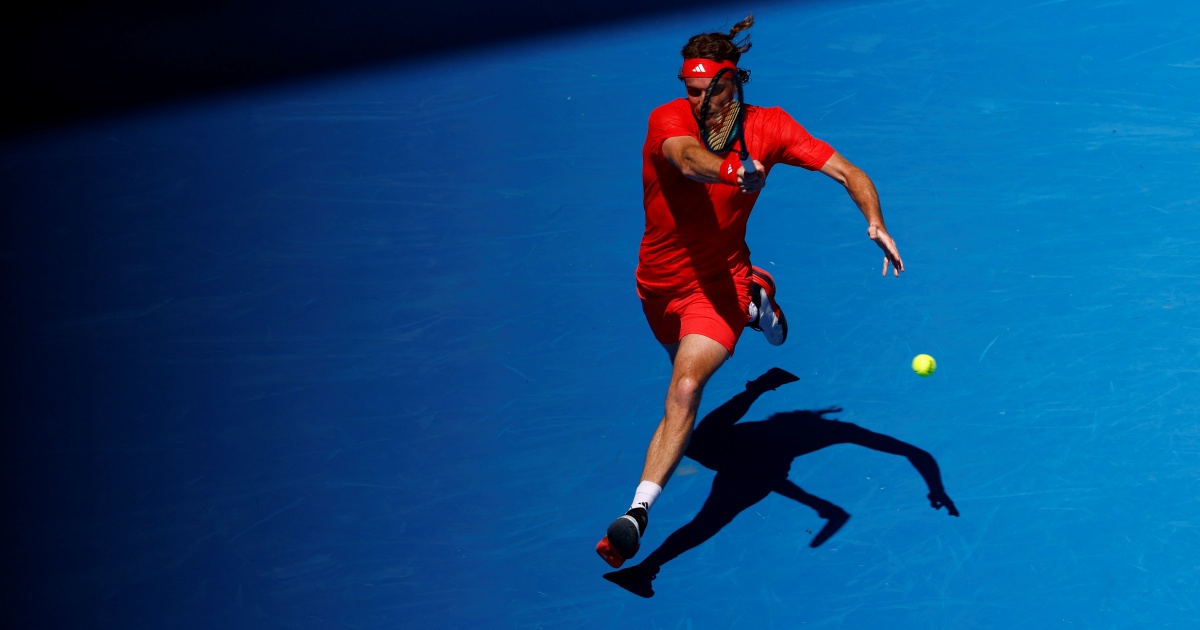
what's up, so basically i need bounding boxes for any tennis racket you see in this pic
[699,67,755,174]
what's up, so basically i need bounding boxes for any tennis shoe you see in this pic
[596,506,648,568]
[748,267,787,346]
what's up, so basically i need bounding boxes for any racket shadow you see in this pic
[603,368,958,598]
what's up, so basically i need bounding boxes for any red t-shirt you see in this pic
[636,98,835,297]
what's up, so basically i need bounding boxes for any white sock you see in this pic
[631,480,662,512]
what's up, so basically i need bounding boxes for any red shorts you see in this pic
[639,270,753,355]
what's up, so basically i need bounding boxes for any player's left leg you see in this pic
[746,266,787,345]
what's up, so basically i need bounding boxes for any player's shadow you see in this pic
[604,367,959,598]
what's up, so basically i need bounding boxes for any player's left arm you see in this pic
[819,152,904,277]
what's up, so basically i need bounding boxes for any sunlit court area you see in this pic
[3,0,1198,627]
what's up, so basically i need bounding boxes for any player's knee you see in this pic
[667,375,704,408]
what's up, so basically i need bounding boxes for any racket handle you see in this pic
[739,151,756,174]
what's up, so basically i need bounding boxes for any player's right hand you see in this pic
[739,160,766,193]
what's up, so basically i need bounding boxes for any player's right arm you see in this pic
[663,136,765,191]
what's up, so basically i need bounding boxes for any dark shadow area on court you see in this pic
[605,368,960,598]
[3,0,807,136]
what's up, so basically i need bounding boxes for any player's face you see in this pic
[684,76,734,124]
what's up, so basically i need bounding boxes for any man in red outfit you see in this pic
[597,16,905,568]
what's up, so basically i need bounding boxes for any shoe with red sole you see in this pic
[596,506,648,568]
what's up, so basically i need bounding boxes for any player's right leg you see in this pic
[598,333,730,568]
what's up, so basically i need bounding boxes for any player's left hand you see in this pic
[928,490,960,517]
[868,224,904,276]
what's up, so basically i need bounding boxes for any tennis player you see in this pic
[597,15,904,568]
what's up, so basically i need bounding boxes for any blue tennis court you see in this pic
[3,0,1198,627]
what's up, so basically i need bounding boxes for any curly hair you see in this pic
[680,15,754,64]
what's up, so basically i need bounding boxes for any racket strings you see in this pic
[704,101,743,153]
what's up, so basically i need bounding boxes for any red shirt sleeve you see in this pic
[646,100,698,156]
[751,106,835,171]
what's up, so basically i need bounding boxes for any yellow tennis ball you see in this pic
[912,354,936,377]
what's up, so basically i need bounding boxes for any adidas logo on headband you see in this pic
[680,58,738,79]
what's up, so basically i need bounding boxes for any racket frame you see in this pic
[699,67,755,174]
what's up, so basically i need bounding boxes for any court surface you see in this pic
[3,0,1199,627]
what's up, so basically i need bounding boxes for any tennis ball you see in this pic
[912,354,936,377]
